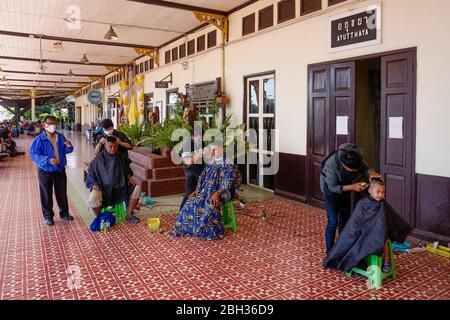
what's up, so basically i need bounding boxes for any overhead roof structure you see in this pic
[0,0,257,100]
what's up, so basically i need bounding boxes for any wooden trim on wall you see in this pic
[258,5,274,30]
[278,0,296,23]
[179,43,186,59]
[187,39,195,56]
[242,13,256,36]
[329,0,348,6]
[207,30,217,48]
[171,47,178,61]
[164,50,171,64]
[197,35,206,52]
[301,0,322,15]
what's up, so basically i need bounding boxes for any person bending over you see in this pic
[86,136,140,224]
[94,119,133,157]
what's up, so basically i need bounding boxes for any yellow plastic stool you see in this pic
[221,201,237,232]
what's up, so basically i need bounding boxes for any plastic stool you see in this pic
[222,201,237,232]
[346,240,397,289]
[100,202,126,223]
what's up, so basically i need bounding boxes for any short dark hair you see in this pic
[44,115,56,123]
[340,150,361,170]
[105,135,117,143]
[370,177,385,187]
[102,119,114,129]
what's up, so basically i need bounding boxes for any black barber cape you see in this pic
[323,196,411,272]
[86,150,134,207]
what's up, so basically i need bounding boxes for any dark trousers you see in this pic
[324,189,351,255]
[38,169,69,219]
[180,174,199,210]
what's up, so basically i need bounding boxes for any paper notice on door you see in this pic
[389,117,403,139]
[336,116,348,135]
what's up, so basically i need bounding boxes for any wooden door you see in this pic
[307,64,330,207]
[380,52,416,224]
[307,62,355,207]
[329,62,356,150]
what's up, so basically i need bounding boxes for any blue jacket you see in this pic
[30,131,74,172]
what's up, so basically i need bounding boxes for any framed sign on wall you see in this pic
[329,2,382,52]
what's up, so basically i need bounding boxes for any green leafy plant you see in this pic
[151,98,192,151]
[198,98,251,159]
[119,121,153,147]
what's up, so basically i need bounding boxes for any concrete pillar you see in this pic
[14,105,20,123]
[31,89,36,122]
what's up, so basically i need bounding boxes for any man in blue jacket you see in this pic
[30,116,74,226]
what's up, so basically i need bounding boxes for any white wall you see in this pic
[224,0,450,178]
[140,25,224,121]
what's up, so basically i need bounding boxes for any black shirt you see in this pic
[95,130,133,157]
[180,138,204,177]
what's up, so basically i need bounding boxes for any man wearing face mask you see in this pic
[30,116,74,226]
[94,119,132,157]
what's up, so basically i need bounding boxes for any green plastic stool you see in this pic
[346,240,397,289]
[222,201,237,232]
[100,202,126,223]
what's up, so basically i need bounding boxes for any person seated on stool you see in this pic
[172,142,242,240]
[323,177,411,272]
[86,135,140,224]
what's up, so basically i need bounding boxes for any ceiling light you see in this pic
[1,75,6,81]
[80,54,90,64]
[67,69,75,77]
[104,25,119,41]
[59,78,64,84]
[53,41,64,49]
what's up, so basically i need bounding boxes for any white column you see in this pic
[31,89,36,122]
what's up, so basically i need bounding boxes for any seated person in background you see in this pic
[0,124,8,140]
[0,136,25,157]
[86,136,140,224]
[172,142,242,240]
[94,119,132,157]
[323,177,411,272]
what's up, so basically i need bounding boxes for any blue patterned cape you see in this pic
[172,158,241,240]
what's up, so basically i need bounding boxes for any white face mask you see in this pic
[45,124,56,133]
[105,129,114,136]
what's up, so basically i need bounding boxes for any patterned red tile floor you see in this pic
[0,136,449,300]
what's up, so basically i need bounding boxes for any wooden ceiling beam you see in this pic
[0,30,157,50]
[127,0,227,15]
[0,84,73,90]
[0,69,106,77]
[2,78,88,84]
[0,55,122,67]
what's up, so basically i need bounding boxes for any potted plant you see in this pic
[119,121,153,148]
[198,99,251,160]
[152,99,192,157]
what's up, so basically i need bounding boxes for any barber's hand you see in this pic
[50,158,60,166]
[352,182,365,192]
[93,185,100,191]
[99,137,106,145]
[116,137,122,146]
[64,141,72,148]
[188,191,198,199]
[210,192,220,207]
